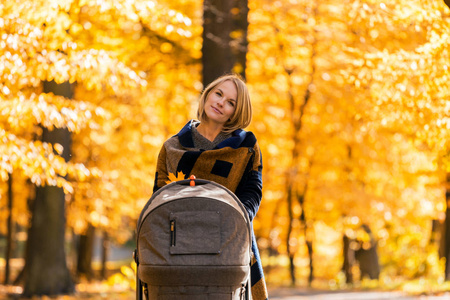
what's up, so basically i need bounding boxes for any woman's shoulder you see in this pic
[215,128,258,149]
[237,128,258,142]
[160,120,196,149]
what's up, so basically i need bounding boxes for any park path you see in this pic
[268,287,450,300]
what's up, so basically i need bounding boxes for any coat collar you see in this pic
[177,120,247,149]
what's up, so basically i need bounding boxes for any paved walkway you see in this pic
[268,288,450,299]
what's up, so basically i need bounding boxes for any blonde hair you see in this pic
[197,74,252,134]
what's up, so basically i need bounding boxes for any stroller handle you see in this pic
[175,176,210,186]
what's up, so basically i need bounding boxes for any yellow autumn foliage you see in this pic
[0,0,450,288]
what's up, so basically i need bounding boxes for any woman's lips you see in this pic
[211,106,223,114]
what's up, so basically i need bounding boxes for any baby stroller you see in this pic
[134,177,252,300]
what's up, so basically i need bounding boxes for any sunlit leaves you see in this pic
[344,1,450,154]
[247,0,450,283]
[0,129,97,193]
[0,0,166,243]
[0,92,105,133]
[2,0,449,286]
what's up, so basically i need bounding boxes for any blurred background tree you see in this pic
[0,0,450,297]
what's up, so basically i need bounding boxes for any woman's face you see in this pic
[204,80,237,126]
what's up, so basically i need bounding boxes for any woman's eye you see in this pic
[215,92,221,96]
[228,101,235,107]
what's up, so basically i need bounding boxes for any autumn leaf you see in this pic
[165,171,187,184]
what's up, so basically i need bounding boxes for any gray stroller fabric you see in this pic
[136,180,252,300]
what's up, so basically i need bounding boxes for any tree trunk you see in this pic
[442,0,450,282]
[77,225,95,280]
[298,193,313,286]
[285,185,296,286]
[202,0,248,86]
[445,1,450,10]
[354,245,380,280]
[22,186,75,296]
[444,173,450,280]
[342,234,354,284]
[342,228,380,282]
[230,0,248,79]
[101,231,110,279]
[431,219,444,259]
[354,224,380,280]
[21,80,75,296]
[306,238,313,285]
[4,173,13,284]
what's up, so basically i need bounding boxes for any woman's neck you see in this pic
[196,121,223,142]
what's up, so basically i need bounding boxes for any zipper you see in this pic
[170,219,176,246]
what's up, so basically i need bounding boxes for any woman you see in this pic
[153,74,268,300]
